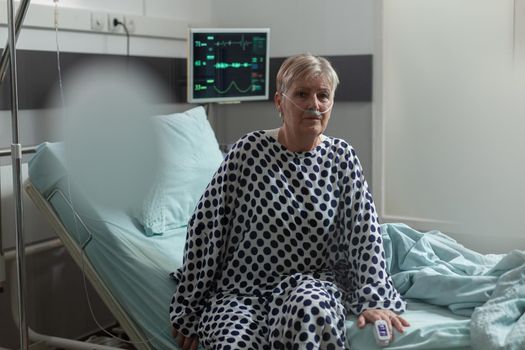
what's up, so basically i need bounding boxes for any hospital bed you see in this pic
[25,107,524,350]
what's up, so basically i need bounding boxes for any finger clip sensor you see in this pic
[373,320,391,347]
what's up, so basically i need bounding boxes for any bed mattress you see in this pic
[28,142,472,350]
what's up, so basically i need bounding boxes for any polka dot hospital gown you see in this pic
[170,130,406,349]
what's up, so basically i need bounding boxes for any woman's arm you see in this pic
[170,144,242,338]
[342,145,407,316]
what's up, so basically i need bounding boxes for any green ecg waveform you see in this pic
[213,81,253,94]
[214,34,252,50]
[214,62,252,69]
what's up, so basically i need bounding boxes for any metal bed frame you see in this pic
[23,181,152,350]
[1,145,150,349]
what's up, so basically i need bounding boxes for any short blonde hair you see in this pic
[276,53,339,95]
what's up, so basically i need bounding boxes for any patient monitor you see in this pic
[188,28,270,103]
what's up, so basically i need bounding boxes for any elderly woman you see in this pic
[170,53,409,350]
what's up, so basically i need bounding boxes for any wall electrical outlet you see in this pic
[108,14,124,33]
[90,12,106,31]
[124,16,136,34]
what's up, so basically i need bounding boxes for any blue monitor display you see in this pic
[188,28,270,103]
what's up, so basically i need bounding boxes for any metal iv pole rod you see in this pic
[0,0,31,83]
[6,0,29,348]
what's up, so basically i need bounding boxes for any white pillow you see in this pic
[137,106,224,235]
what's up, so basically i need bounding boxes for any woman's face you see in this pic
[275,75,334,140]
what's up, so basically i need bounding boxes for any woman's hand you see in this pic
[172,327,199,350]
[357,309,410,335]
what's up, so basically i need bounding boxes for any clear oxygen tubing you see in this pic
[281,92,333,117]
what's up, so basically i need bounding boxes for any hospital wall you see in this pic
[377,0,525,253]
[0,0,377,346]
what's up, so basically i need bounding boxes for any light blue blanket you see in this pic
[470,254,525,350]
[381,223,525,350]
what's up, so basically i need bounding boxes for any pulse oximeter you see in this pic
[373,319,391,347]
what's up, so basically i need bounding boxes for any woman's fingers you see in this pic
[172,327,199,350]
[190,338,199,350]
[399,316,411,327]
[391,316,405,333]
[182,336,192,350]
[361,309,389,322]
[175,332,187,349]
[391,315,411,333]
[359,309,411,335]
[175,333,184,347]
[180,335,199,350]
[357,314,366,328]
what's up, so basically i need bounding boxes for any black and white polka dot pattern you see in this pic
[170,131,406,347]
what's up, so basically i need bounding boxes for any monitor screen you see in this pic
[188,28,270,103]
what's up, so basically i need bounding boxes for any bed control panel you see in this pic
[373,319,391,347]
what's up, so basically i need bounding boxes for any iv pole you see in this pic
[2,0,32,349]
